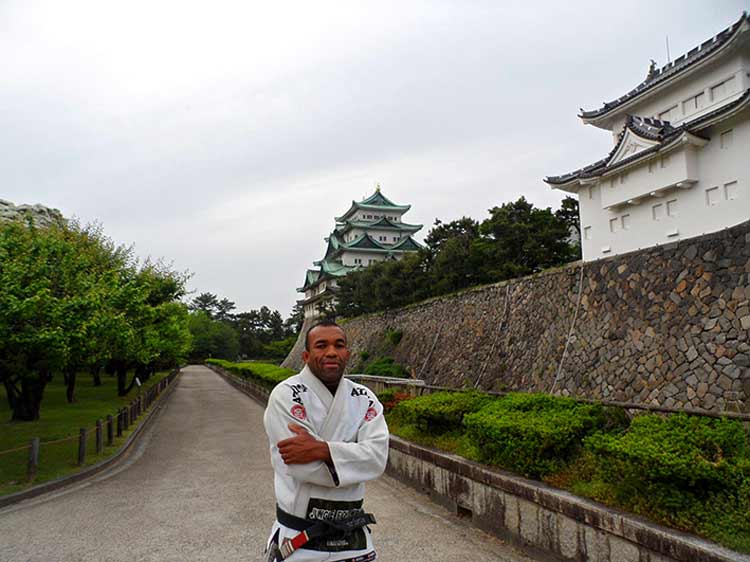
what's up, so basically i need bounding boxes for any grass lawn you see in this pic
[0,370,174,496]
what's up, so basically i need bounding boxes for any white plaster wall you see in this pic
[580,113,749,260]
[340,250,389,266]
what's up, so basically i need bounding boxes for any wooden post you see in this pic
[27,437,40,480]
[116,409,123,436]
[78,428,87,466]
[96,419,103,454]
[123,408,129,431]
[107,415,114,445]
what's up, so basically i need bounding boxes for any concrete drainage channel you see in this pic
[0,369,183,510]
[210,364,749,562]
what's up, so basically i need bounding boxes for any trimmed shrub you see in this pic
[206,359,294,390]
[364,357,410,378]
[390,390,494,435]
[464,393,621,478]
[584,414,749,521]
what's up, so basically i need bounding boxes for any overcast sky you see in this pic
[2,0,746,317]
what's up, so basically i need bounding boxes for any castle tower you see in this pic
[298,187,423,319]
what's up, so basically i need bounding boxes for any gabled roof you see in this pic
[580,12,750,124]
[335,188,411,222]
[342,232,389,250]
[297,260,356,292]
[546,89,750,188]
[391,236,424,251]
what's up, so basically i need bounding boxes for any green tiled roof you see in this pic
[335,189,411,222]
[391,236,424,251]
[336,216,422,235]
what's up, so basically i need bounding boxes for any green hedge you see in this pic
[583,413,750,545]
[464,393,624,478]
[390,390,494,435]
[205,359,294,390]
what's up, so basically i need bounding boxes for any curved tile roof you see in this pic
[547,89,750,185]
[580,12,749,120]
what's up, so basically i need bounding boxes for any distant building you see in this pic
[546,12,750,261]
[298,187,423,319]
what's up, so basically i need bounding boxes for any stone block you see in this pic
[518,498,539,544]
[608,536,640,562]
[557,515,579,560]
[504,494,520,535]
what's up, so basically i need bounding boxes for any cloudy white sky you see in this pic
[2,0,746,317]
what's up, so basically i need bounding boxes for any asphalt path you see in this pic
[0,365,538,562]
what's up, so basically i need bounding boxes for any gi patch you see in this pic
[290,404,307,421]
[364,407,378,422]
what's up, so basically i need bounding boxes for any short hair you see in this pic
[305,320,345,351]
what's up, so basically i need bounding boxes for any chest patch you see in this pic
[290,404,307,421]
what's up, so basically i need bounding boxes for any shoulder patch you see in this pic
[291,404,307,421]
[364,406,378,422]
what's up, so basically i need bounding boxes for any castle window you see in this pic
[710,76,736,101]
[652,203,664,221]
[682,91,705,114]
[583,226,592,240]
[705,186,721,206]
[621,214,631,230]
[648,160,655,173]
[659,105,678,121]
[666,199,678,217]
[724,181,738,201]
[609,217,619,233]
[660,154,670,168]
[720,129,733,149]
[354,258,362,264]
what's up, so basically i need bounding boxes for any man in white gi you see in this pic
[263,320,389,561]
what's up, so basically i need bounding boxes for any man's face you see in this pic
[302,325,350,386]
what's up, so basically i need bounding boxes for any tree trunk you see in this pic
[3,377,18,414]
[66,370,77,403]
[122,364,147,396]
[116,363,129,396]
[91,366,102,387]
[12,373,48,421]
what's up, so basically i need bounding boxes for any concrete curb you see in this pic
[0,369,183,510]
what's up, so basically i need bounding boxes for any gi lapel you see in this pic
[318,378,350,441]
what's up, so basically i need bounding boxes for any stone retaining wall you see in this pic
[284,221,750,413]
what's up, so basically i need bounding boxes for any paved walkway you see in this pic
[0,365,537,562]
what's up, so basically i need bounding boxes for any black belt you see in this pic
[276,505,376,559]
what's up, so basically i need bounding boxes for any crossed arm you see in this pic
[277,423,332,465]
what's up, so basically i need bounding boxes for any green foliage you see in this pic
[0,220,190,419]
[583,413,750,545]
[363,357,410,378]
[335,197,578,318]
[262,336,297,361]
[390,391,494,435]
[385,329,403,346]
[206,359,294,390]
[377,389,414,414]
[464,393,619,478]
[188,311,240,361]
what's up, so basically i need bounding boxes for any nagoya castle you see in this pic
[298,187,423,319]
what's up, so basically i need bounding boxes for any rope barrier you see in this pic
[0,371,177,457]
[0,444,31,456]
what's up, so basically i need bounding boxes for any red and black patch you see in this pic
[291,404,307,421]
[364,407,378,422]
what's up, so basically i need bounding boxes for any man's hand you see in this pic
[277,423,332,465]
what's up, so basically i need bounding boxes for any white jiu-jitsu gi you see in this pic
[263,365,389,561]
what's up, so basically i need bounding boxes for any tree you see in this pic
[284,302,304,336]
[424,217,480,255]
[556,196,582,260]
[189,292,220,318]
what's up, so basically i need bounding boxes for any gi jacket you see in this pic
[263,366,389,561]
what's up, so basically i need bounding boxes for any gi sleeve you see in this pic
[263,387,338,488]
[327,396,389,488]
